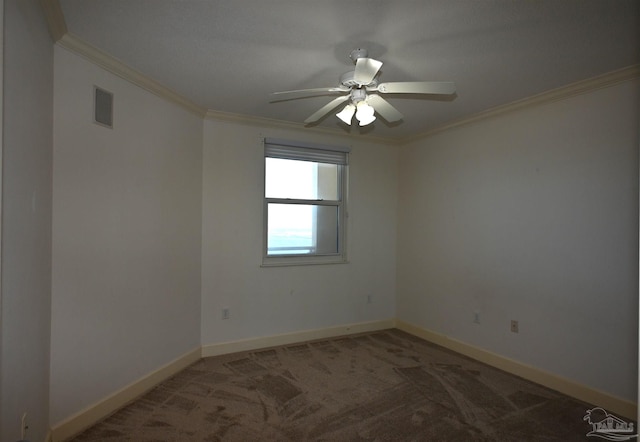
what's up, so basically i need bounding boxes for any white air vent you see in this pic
[93,86,113,128]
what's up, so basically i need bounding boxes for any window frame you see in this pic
[262,138,350,267]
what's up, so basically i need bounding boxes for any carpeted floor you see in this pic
[70,329,618,441]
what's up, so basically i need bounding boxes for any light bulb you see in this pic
[355,101,376,126]
[336,104,356,125]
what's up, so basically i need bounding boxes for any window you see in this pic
[263,138,349,266]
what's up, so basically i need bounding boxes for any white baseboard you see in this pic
[50,347,201,442]
[396,320,637,421]
[201,319,397,357]
[51,318,633,441]
[50,320,395,441]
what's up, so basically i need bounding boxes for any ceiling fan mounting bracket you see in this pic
[349,48,368,63]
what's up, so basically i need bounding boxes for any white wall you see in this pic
[200,120,397,345]
[0,0,53,440]
[50,46,203,425]
[397,79,639,402]
[44,28,636,429]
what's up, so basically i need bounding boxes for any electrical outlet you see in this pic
[222,308,230,320]
[510,320,519,333]
[473,312,480,324]
[367,294,372,304]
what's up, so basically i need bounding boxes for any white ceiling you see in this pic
[58,0,639,141]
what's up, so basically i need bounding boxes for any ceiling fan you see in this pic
[270,48,456,127]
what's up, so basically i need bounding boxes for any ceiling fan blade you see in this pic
[270,86,349,101]
[354,57,383,85]
[304,95,350,124]
[367,94,403,123]
[375,81,456,95]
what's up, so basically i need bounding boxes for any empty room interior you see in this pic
[1,0,639,440]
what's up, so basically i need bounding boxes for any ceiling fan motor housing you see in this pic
[350,88,367,103]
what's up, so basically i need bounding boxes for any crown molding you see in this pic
[41,0,207,117]
[54,32,396,144]
[403,64,640,145]
[55,29,396,144]
[41,0,390,141]
[44,0,638,146]
[57,33,208,117]
[205,109,399,146]
[41,0,67,42]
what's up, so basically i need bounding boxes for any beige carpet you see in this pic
[70,329,612,441]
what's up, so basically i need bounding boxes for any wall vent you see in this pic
[93,86,113,128]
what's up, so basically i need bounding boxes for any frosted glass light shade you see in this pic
[336,104,356,125]
[355,101,376,126]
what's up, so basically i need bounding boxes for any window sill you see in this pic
[261,257,349,268]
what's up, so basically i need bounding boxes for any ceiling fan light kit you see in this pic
[271,48,456,129]
[336,87,376,126]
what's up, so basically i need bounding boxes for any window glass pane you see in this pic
[267,203,339,255]
[265,158,339,200]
